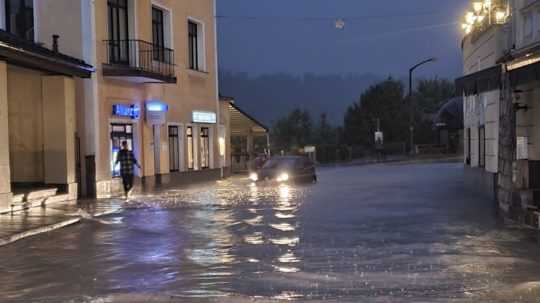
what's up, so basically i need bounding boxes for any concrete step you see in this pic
[11,194,24,204]
[26,188,58,202]
[45,194,71,205]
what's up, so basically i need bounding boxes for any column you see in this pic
[246,132,254,170]
[42,76,77,199]
[0,61,12,210]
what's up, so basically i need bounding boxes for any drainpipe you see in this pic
[212,0,223,179]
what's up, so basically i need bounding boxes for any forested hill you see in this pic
[219,72,382,126]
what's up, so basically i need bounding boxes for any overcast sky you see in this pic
[216,0,471,79]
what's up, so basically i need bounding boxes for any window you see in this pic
[187,126,194,170]
[110,123,134,177]
[5,0,34,41]
[479,126,486,168]
[188,20,203,71]
[108,0,129,64]
[200,127,210,169]
[168,126,179,172]
[152,6,165,62]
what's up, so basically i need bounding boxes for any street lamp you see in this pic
[408,57,436,155]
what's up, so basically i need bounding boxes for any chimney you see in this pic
[52,35,59,53]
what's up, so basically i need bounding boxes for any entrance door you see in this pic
[153,125,161,175]
[110,123,133,177]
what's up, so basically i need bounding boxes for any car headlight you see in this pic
[277,173,289,182]
[249,172,259,182]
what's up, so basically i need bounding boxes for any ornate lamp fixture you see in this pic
[462,0,509,35]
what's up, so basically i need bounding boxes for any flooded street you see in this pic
[2,163,540,302]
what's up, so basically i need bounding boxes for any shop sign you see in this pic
[192,111,217,124]
[146,101,168,125]
[112,104,140,119]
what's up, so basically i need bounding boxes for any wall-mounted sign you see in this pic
[192,111,217,124]
[517,136,528,160]
[145,101,168,125]
[112,104,140,119]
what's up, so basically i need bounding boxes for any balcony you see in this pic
[103,39,176,84]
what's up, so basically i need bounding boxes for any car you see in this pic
[249,156,317,184]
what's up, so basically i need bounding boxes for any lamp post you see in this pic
[408,57,436,155]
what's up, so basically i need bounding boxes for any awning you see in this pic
[509,60,540,87]
[227,101,268,136]
[455,65,501,96]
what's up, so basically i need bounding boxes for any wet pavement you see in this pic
[2,163,540,302]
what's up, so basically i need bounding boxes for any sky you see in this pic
[216,0,471,79]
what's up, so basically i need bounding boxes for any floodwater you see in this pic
[2,163,540,302]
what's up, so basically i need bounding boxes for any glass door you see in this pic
[187,126,194,170]
[110,123,133,177]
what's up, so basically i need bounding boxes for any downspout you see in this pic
[213,0,223,178]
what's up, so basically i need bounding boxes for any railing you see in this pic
[104,39,175,79]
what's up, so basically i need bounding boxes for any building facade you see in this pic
[86,0,223,198]
[458,10,511,200]
[0,0,225,211]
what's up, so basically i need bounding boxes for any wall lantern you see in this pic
[146,101,169,112]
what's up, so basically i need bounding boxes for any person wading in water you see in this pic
[115,141,141,198]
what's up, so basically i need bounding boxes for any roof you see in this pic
[225,98,269,136]
[0,30,94,78]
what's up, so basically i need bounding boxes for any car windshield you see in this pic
[262,157,297,169]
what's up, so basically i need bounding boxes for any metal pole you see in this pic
[409,68,414,155]
[407,57,436,155]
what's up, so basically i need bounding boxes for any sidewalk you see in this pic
[0,198,124,247]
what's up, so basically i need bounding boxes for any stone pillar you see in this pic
[42,76,77,200]
[0,61,12,210]
[498,71,516,216]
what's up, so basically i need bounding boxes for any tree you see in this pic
[344,77,408,147]
[271,108,313,153]
[413,78,455,144]
[414,78,455,114]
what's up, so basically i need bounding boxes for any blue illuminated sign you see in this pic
[112,104,140,119]
[146,101,169,112]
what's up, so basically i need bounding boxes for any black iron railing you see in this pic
[104,39,175,78]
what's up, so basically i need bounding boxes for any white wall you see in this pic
[35,0,84,59]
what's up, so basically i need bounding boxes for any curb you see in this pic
[0,208,122,247]
[0,218,81,247]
